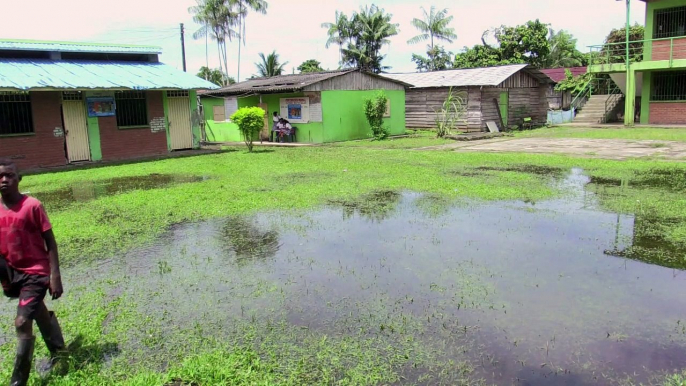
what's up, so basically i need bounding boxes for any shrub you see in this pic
[434,87,466,138]
[364,92,389,140]
[230,107,265,152]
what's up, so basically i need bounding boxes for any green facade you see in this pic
[588,0,686,125]
[201,89,406,144]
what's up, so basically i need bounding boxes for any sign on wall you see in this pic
[280,97,310,124]
[86,97,116,117]
[309,102,322,122]
[224,97,238,121]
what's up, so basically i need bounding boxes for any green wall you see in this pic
[644,0,686,59]
[83,90,110,161]
[200,89,406,144]
[320,90,406,143]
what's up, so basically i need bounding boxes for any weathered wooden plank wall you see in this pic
[304,71,405,91]
[508,86,548,126]
[480,88,506,130]
[405,88,470,129]
[466,87,482,132]
[498,71,540,88]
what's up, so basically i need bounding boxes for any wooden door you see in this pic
[258,103,270,141]
[168,91,193,150]
[62,93,91,162]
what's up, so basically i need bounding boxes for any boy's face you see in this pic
[0,165,20,195]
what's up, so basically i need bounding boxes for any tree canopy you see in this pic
[412,45,453,72]
[197,66,235,86]
[453,20,551,69]
[322,4,399,73]
[255,51,288,77]
[298,59,325,73]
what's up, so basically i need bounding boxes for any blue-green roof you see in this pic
[0,59,217,90]
[0,39,162,54]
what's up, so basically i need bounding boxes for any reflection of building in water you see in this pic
[604,213,686,270]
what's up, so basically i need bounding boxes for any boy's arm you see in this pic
[42,229,63,300]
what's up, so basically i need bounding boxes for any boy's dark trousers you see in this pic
[1,256,65,385]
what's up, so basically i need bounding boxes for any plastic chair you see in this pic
[522,117,533,130]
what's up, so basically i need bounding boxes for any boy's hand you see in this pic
[49,274,63,300]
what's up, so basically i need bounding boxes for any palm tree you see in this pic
[321,11,351,67]
[545,29,584,68]
[189,0,240,84]
[342,5,399,73]
[231,0,268,81]
[407,6,457,49]
[256,51,288,77]
[197,66,235,86]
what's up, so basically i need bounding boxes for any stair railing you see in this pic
[570,79,593,112]
[602,82,623,123]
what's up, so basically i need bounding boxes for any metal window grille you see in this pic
[651,71,686,101]
[115,91,148,127]
[0,92,33,135]
[167,90,189,98]
[655,6,686,39]
[62,91,83,101]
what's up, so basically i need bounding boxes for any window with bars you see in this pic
[655,6,686,39]
[167,90,189,98]
[651,71,686,101]
[62,91,83,101]
[0,92,33,135]
[114,91,148,127]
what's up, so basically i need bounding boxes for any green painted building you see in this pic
[199,69,408,143]
[589,0,686,125]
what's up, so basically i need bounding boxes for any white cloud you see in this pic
[0,0,645,77]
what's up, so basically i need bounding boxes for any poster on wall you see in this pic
[309,102,322,122]
[280,97,309,124]
[86,97,116,117]
[224,97,238,122]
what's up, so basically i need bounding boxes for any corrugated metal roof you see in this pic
[0,39,162,54]
[0,59,218,90]
[384,64,552,88]
[200,69,410,96]
[201,69,356,95]
[540,67,588,83]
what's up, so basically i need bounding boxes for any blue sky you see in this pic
[1,0,645,80]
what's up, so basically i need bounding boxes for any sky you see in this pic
[0,0,645,81]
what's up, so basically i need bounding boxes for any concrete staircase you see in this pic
[574,94,623,124]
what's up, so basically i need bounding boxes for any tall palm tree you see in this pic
[189,0,240,84]
[342,5,399,73]
[231,0,268,81]
[256,51,288,77]
[321,11,351,67]
[407,6,457,50]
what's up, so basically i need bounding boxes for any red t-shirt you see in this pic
[0,196,52,276]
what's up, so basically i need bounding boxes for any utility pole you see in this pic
[180,23,187,72]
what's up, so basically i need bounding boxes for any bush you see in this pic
[364,92,389,140]
[230,107,265,152]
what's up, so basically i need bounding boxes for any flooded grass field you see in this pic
[2,147,686,385]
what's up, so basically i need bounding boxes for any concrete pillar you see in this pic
[624,68,636,126]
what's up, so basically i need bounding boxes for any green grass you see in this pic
[5,143,686,385]
[514,126,686,142]
[328,130,455,149]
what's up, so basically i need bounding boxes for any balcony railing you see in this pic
[588,36,686,67]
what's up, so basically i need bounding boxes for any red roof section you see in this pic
[540,67,587,83]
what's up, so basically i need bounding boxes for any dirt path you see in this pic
[418,137,686,160]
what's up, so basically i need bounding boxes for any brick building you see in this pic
[589,0,686,125]
[0,39,216,171]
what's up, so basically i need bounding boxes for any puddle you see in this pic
[475,164,564,176]
[4,169,686,385]
[27,174,207,210]
[328,190,402,222]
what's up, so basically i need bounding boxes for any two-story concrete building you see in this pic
[589,0,686,125]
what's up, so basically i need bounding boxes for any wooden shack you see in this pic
[385,64,553,131]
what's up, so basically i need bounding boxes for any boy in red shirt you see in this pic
[0,159,65,386]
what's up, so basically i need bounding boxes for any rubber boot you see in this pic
[10,336,35,386]
[36,311,66,377]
